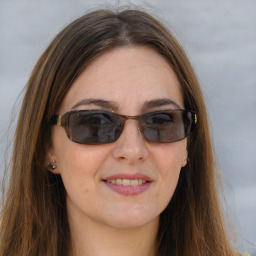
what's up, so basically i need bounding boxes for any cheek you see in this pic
[151,142,186,199]
[52,127,107,170]
[152,141,187,173]
[51,129,111,191]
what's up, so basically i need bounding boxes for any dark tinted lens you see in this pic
[140,110,193,143]
[68,111,123,144]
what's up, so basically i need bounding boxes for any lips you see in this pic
[106,178,147,186]
[102,173,153,196]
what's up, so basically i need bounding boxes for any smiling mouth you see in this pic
[102,174,153,195]
[104,179,148,186]
[102,178,152,196]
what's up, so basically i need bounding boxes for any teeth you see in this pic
[116,179,122,185]
[106,179,147,186]
[123,179,131,186]
[130,179,138,186]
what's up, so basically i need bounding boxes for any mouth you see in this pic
[102,174,153,196]
[104,178,148,186]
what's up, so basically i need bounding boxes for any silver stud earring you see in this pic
[51,162,57,170]
[47,160,57,170]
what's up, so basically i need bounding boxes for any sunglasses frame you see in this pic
[50,109,197,144]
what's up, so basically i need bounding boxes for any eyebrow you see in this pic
[71,98,182,112]
[71,99,119,111]
[141,98,182,112]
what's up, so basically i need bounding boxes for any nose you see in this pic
[111,119,149,164]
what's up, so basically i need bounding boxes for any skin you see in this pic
[47,46,188,256]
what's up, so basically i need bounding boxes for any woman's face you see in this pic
[48,46,188,229]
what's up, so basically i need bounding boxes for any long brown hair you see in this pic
[0,6,237,256]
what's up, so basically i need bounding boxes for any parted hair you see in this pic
[0,6,237,256]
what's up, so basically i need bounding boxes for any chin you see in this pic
[104,206,160,229]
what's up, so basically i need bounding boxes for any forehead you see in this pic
[59,46,184,114]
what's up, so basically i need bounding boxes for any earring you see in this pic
[51,161,57,170]
[183,157,189,167]
[47,160,57,170]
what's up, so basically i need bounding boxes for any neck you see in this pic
[68,213,159,256]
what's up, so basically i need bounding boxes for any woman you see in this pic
[0,6,244,256]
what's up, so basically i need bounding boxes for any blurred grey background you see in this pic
[0,0,255,253]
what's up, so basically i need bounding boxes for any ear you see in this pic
[181,150,188,167]
[45,144,60,174]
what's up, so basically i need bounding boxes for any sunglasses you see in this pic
[50,109,197,145]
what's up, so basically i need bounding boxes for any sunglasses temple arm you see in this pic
[49,115,62,126]
[194,113,197,124]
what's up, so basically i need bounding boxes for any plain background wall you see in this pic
[0,0,255,253]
